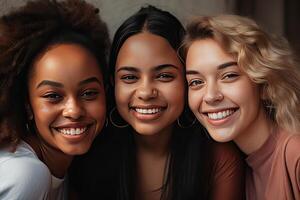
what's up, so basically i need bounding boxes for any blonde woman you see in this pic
[183,15,300,200]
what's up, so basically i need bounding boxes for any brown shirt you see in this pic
[209,142,245,200]
[246,129,300,200]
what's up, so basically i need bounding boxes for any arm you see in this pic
[209,142,245,200]
[0,155,51,200]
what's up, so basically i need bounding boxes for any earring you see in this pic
[105,117,108,127]
[25,118,34,133]
[152,89,158,96]
[26,123,31,133]
[26,104,33,120]
[109,107,129,128]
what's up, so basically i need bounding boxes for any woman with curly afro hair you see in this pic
[0,0,110,199]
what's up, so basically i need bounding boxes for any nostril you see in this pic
[62,104,85,119]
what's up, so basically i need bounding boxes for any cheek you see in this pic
[115,82,134,106]
[225,81,260,107]
[188,90,202,112]
[167,85,185,104]
[87,97,106,121]
[32,102,58,130]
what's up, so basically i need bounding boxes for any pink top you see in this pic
[246,129,300,200]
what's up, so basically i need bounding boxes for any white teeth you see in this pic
[135,108,161,114]
[58,127,87,135]
[207,109,235,120]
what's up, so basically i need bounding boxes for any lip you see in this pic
[54,122,91,128]
[130,104,167,109]
[130,105,167,121]
[202,107,239,126]
[53,122,94,141]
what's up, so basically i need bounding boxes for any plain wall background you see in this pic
[0,0,283,37]
[1,0,298,55]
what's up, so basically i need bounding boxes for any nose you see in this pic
[135,80,158,101]
[203,83,223,104]
[62,98,85,120]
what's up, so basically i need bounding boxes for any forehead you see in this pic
[115,32,182,70]
[30,44,103,83]
[186,39,235,71]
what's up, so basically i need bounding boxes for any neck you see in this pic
[24,135,73,178]
[134,124,173,157]
[234,108,275,155]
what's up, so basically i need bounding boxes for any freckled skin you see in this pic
[186,39,269,145]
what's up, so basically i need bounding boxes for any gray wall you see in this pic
[0,0,240,38]
[0,0,287,41]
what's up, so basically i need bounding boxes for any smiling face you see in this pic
[28,44,106,155]
[186,38,266,142]
[115,32,185,136]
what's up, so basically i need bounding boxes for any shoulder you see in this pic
[209,141,245,180]
[0,143,51,199]
[277,131,300,191]
[210,141,243,165]
[207,142,246,199]
[284,132,300,155]
[281,131,300,168]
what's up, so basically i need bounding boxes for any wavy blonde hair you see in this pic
[182,15,300,133]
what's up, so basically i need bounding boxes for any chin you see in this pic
[62,145,91,156]
[207,129,236,143]
[134,126,162,136]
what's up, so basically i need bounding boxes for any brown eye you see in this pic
[188,79,204,89]
[156,73,174,82]
[120,74,138,83]
[81,90,99,100]
[222,73,239,81]
[42,92,62,103]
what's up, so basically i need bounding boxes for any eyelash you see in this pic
[188,79,204,88]
[120,75,138,84]
[120,73,175,83]
[42,89,99,103]
[81,90,99,100]
[156,73,174,81]
[121,75,138,80]
[42,92,62,103]
[222,72,239,80]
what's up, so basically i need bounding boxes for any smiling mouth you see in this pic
[204,108,238,120]
[134,107,163,115]
[55,126,89,136]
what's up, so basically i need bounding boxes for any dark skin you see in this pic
[25,43,106,178]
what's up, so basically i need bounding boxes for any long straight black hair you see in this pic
[109,5,213,200]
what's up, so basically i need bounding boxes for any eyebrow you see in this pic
[154,64,179,71]
[217,61,237,70]
[186,61,237,75]
[36,80,63,89]
[36,77,101,89]
[79,77,102,86]
[116,64,179,73]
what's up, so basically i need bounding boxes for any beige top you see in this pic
[246,129,300,200]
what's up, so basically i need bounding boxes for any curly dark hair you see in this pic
[0,0,110,148]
